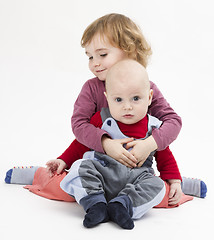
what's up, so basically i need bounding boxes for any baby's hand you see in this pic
[102,136,137,168]
[46,159,67,177]
[126,136,158,167]
[168,179,182,205]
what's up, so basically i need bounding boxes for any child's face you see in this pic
[105,71,153,125]
[85,34,128,81]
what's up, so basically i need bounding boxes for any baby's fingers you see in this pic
[121,151,137,168]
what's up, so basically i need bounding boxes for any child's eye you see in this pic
[133,96,140,101]
[115,97,122,102]
[100,54,107,57]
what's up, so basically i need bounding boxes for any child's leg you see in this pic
[181,177,207,198]
[5,166,39,185]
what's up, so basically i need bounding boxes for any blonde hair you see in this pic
[81,13,152,68]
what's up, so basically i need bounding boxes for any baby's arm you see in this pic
[155,147,182,205]
[149,81,182,151]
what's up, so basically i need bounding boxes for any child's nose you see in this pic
[123,102,133,110]
[95,63,100,67]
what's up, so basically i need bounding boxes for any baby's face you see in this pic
[85,34,128,81]
[105,71,153,124]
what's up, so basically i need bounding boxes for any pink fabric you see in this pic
[71,77,182,153]
[24,167,192,207]
[24,167,75,202]
[155,182,193,208]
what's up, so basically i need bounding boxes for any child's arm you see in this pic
[71,78,109,153]
[46,140,90,176]
[55,110,105,171]
[155,147,182,181]
[149,81,182,151]
[155,147,182,205]
[46,109,104,176]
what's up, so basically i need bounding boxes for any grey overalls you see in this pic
[60,108,166,219]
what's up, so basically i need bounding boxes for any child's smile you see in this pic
[85,34,128,81]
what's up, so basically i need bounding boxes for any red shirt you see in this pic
[58,112,182,181]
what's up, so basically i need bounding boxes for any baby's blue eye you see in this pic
[100,54,107,57]
[115,97,122,102]
[133,96,140,101]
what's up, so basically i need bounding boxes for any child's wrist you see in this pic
[167,179,181,184]
[146,135,158,152]
[101,135,111,152]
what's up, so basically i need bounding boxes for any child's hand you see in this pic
[126,136,157,167]
[167,179,182,205]
[46,159,67,177]
[102,136,137,168]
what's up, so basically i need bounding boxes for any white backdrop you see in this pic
[1,0,214,239]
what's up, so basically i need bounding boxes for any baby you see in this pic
[60,59,183,229]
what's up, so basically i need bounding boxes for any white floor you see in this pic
[1,166,213,240]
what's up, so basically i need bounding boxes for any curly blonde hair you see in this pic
[81,13,152,68]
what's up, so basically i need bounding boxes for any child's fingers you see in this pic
[57,164,65,174]
[169,188,176,199]
[46,166,54,177]
[168,189,180,205]
[120,137,134,144]
[168,195,180,205]
[125,141,136,149]
[120,153,137,168]
[46,161,58,176]
[137,160,145,167]
[122,148,137,162]
[168,198,178,205]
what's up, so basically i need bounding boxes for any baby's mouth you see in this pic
[123,114,134,118]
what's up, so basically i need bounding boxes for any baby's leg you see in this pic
[107,195,134,230]
[5,166,39,185]
[60,159,109,228]
[181,177,207,198]
[118,170,166,220]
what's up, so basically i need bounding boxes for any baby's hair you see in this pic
[105,59,150,93]
[81,13,152,68]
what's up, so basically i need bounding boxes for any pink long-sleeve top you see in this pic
[71,77,182,152]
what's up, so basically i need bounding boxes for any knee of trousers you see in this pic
[131,178,166,220]
[60,159,89,203]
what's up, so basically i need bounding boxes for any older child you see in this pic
[48,13,182,188]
